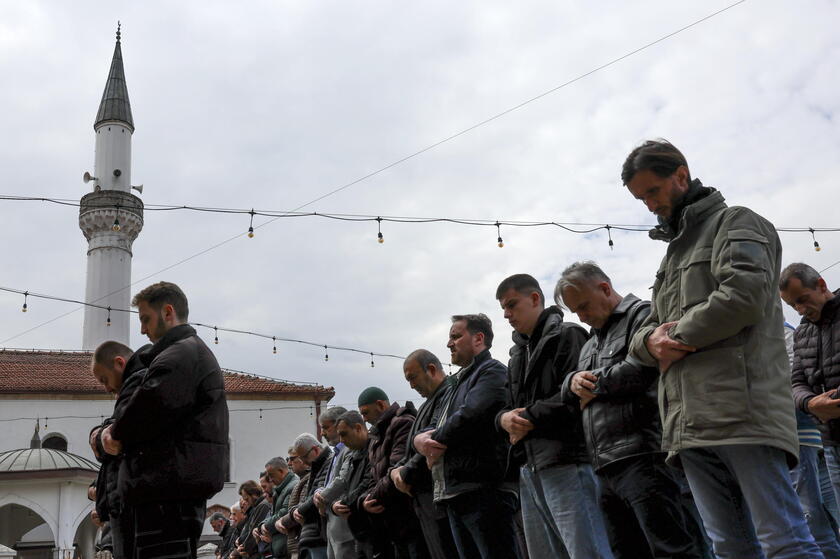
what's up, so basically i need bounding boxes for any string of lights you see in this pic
[0,286,449,366]
[1,194,837,251]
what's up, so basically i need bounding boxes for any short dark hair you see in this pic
[555,261,612,304]
[131,281,189,321]
[239,480,262,498]
[780,263,822,291]
[495,274,545,305]
[318,406,347,425]
[621,139,691,185]
[265,456,288,471]
[337,410,366,428]
[209,512,227,523]
[451,313,494,348]
[92,340,133,367]
[404,349,443,373]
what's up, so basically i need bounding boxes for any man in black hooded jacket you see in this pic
[495,274,612,559]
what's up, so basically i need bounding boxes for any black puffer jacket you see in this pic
[560,295,662,471]
[92,345,151,520]
[431,349,510,500]
[111,324,229,504]
[498,307,589,470]
[791,290,840,445]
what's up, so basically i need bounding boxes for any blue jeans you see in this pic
[791,445,840,557]
[680,445,823,559]
[445,486,520,559]
[519,464,613,559]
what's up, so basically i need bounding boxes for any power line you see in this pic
[0,1,749,344]
[0,286,445,365]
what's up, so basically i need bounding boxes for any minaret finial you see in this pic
[116,21,121,43]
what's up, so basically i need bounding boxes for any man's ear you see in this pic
[113,355,127,372]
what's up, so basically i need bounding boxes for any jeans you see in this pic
[414,491,458,559]
[791,445,840,557]
[680,445,823,559]
[519,464,613,559]
[445,486,519,559]
[598,454,705,559]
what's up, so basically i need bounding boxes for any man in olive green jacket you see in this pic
[622,140,820,559]
[261,457,299,559]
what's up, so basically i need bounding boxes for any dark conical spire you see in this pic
[94,22,134,131]
[30,420,41,449]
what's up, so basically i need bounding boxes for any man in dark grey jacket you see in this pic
[624,140,819,559]
[391,349,457,559]
[495,274,611,559]
[782,263,840,507]
[557,262,706,559]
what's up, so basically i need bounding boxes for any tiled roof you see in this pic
[0,349,334,399]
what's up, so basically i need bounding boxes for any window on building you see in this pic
[41,435,68,452]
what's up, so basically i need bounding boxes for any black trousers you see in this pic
[598,454,704,559]
[110,506,135,559]
[131,500,206,559]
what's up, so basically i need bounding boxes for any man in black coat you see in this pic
[557,263,706,559]
[391,349,458,559]
[495,273,612,559]
[101,281,230,559]
[291,434,334,559]
[413,314,518,559]
[89,340,151,559]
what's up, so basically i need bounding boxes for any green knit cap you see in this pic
[358,386,389,407]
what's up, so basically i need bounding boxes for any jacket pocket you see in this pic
[678,247,714,312]
[681,346,751,430]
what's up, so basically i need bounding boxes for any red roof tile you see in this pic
[0,349,334,399]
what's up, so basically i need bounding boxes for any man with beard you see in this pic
[101,281,229,559]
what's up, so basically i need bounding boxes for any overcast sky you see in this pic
[1,0,838,410]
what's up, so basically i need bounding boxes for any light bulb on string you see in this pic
[811,228,821,252]
[214,326,219,344]
[106,306,111,327]
[370,352,375,368]
[112,205,121,232]
[248,209,255,238]
[377,217,384,244]
[21,291,28,312]
[496,222,504,248]
[259,408,263,420]
[272,336,277,354]
[44,417,48,430]
[324,345,329,362]
[606,225,614,250]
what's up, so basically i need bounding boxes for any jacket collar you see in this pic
[311,445,333,471]
[458,348,492,378]
[808,289,840,326]
[593,294,641,336]
[649,180,723,242]
[272,471,298,495]
[511,306,563,349]
[374,402,400,435]
[142,324,196,365]
[121,343,153,387]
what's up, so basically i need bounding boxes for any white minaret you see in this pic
[79,24,144,350]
